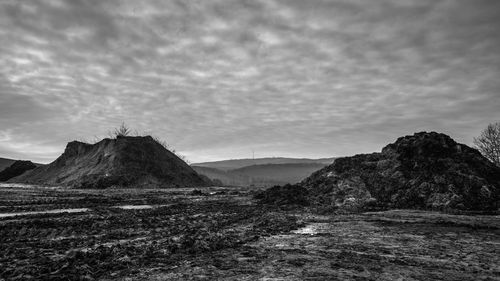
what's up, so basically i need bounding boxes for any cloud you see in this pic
[0,0,499,163]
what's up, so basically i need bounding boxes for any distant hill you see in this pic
[10,136,211,188]
[191,166,252,187]
[0,160,37,181]
[192,158,335,187]
[232,163,326,185]
[0,157,16,171]
[193,157,336,171]
[0,157,43,171]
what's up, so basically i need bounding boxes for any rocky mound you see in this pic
[9,136,211,188]
[259,132,500,211]
[0,160,37,182]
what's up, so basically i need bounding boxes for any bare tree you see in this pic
[109,122,132,138]
[474,122,500,167]
[152,135,171,150]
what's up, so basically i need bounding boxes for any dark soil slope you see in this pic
[260,132,500,211]
[0,160,37,181]
[9,136,210,188]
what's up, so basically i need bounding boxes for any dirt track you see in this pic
[0,185,499,280]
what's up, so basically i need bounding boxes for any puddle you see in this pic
[0,208,89,218]
[292,223,331,235]
[0,183,63,189]
[114,205,153,210]
[0,205,172,217]
[112,204,171,210]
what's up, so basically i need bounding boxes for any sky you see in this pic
[0,0,499,164]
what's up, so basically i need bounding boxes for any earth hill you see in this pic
[9,136,210,188]
[258,132,500,211]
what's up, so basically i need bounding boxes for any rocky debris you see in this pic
[9,136,211,188]
[258,132,500,211]
[0,160,37,181]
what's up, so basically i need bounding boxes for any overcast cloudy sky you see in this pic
[0,0,499,163]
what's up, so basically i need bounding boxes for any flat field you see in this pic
[0,185,499,280]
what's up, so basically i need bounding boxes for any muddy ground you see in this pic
[0,185,499,281]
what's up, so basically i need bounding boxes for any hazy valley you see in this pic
[192,157,335,187]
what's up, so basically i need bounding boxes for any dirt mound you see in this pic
[260,132,500,211]
[9,136,211,188]
[254,184,310,206]
[0,160,37,181]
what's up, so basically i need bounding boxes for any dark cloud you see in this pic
[0,0,499,163]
